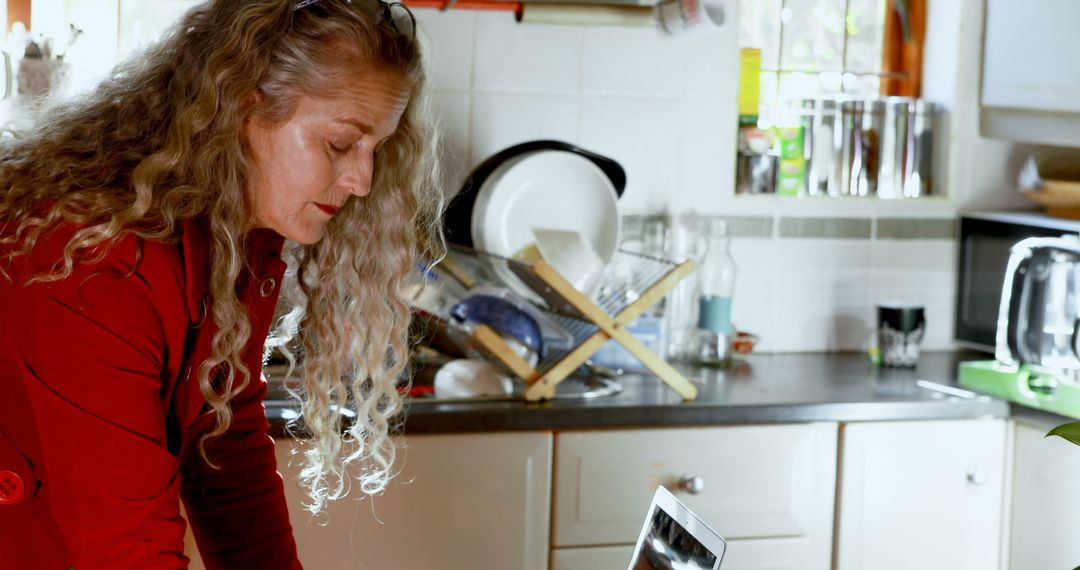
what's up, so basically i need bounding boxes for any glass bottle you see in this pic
[662,211,706,361]
[693,220,736,367]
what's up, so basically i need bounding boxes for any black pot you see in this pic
[442,140,626,247]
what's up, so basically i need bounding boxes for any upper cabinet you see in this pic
[982,0,1080,114]
[981,0,1080,147]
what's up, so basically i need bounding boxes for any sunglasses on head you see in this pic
[293,0,416,39]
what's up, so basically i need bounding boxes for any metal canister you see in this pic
[799,98,842,197]
[878,97,937,199]
[735,152,778,194]
[839,99,886,197]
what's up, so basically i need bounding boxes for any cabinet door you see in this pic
[189,432,552,570]
[552,538,820,570]
[982,0,1080,113]
[554,423,838,570]
[1010,421,1080,569]
[836,419,1007,570]
[552,545,633,570]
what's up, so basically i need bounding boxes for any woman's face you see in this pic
[244,69,409,244]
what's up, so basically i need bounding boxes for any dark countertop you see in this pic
[265,350,1013,436]
[1009,404,1078,429]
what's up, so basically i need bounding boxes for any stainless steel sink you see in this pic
[408,375,623,404]
[263,363,623,405]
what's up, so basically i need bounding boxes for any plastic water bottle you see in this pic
[694,220,736,366]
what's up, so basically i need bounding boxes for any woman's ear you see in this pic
[244,89,265,109]
[241,89,265,126]
[240,89,266,145]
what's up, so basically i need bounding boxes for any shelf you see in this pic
[718,193,960,218]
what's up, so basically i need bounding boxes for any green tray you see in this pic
[959,360,1080,420]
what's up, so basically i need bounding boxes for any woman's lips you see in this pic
[314,202,339,216]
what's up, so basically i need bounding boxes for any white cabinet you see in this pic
[552,545,633,570]
[188,432,552,569]
[835,419,1008,570]
[980,0,1080,145]
[282,432,552,570]
[552,423,839,570]
[181,419,1023,570]
[982,0,1080,114]
[1010,420,1080,569]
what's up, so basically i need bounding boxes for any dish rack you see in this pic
[441,244,698,402]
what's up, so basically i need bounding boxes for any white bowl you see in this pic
[532,227,604,295]
[433,359,514,399]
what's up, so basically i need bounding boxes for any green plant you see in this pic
[1048,422,1080,445]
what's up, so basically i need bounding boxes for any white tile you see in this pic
[414,10,475,92]
[579,96,681,214]
[430,91,472,198]
[728,237,776,353]
[678,97,738,213]
[767,240,874,352]
[581,27,683,98]
[468,92,579,166]
[664,236,774,354]
[681,11,740,97]
[473,13,583,93]
[116,0,192,59]
[870,240,957,351]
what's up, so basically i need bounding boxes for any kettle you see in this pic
[996,235,1080,372]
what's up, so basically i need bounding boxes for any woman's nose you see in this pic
[340,149,373,197]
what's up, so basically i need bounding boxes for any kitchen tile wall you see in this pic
[12,0,1028,355]
[416,8,736,213]
[619,216,956,352]
[418,7,959,352]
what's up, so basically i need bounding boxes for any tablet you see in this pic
[627,486,727,570]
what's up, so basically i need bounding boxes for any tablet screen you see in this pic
[629,506,719,570]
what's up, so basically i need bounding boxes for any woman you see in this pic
[0,0,443,567]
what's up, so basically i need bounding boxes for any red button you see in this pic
[0,470,25,505]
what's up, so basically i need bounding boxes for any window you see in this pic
[735,0,932,199]
[739,0,890,126]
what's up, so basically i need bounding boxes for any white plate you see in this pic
[471,151,621,264]
[470,153,530,256]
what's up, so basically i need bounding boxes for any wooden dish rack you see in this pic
[441,244,698,402]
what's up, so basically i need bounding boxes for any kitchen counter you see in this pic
[265,350,1012,436]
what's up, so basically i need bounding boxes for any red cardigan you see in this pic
[0,217,302,569]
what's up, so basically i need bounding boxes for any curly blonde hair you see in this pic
[0,0,443,513]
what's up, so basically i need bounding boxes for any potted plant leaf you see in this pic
[1048,422,1080,445]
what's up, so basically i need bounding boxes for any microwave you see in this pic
[956,211,1080,352]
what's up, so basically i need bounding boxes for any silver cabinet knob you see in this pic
[966,469,987,486]
[678,474,705,495]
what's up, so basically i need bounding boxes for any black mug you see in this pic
[877,304,926,367]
